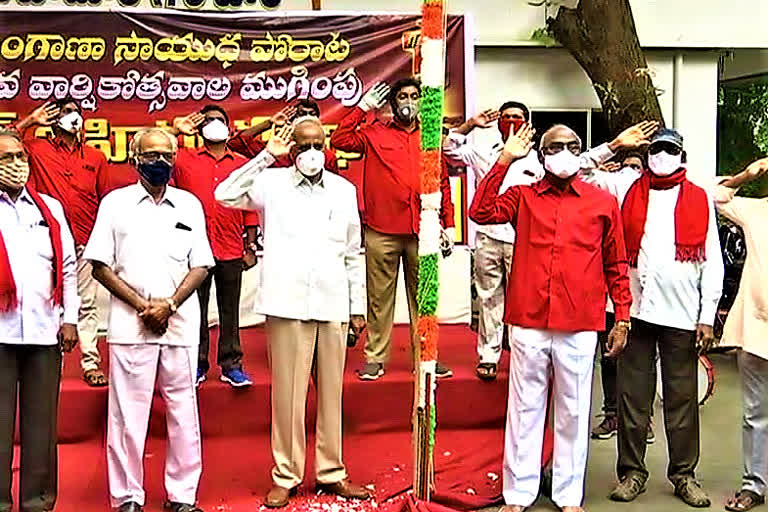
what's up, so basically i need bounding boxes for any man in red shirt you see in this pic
[228,100,339,173]
[469,123,631,512]
[330,78,455,381]
[171,106,259,388]
[14,97,111,387]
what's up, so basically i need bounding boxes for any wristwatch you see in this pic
[165,298,178,314]
[615,320,631,331]
[247,242,259,253]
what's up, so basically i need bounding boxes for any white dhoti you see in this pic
[107,343,202,507]
[503,327,597,508]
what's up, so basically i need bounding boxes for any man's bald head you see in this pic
[291,116,325,161]
[540,124,582,151]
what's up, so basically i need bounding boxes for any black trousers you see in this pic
[198,258,244,373]
[617,319,699,483]
[0,344,61,512]
[598,313,657,415]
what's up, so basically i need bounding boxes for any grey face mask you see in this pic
[394,99,419,123]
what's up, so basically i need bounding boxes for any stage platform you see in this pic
[11,324,509,512]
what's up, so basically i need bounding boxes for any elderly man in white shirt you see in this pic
[0,129,78,512]
[215,119,370,509]
[84,128,213,512]
[583,126,724,507]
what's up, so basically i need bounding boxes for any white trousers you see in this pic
[107,344,202,507]
[474,233,515,364]
[503,327,597,508]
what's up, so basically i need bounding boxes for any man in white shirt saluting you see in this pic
[215,119,370,509]
[584,126,724,507]
[84,127,214,512]
[0,129,79,512]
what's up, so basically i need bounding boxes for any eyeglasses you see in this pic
[137,151,174,163]
[295,142,324,152]
[649,142,682,155]
[542,142,581,156]
[0,151,28,164]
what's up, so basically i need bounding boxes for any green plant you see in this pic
[718,82,768,197]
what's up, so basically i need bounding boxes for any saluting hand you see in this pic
[28,102,60,127]
[501,122,535,161]
[470,109,501,129]
[266,124,295,158]
[272,105,298,127]
[610,120,659,150]
[174,112,205,136]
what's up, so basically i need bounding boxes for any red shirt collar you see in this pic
[536,174,584,197]
[50,135,80,153]
[196,145,236,161]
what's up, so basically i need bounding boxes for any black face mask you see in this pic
[137,159,172,186]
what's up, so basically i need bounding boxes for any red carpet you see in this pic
[11,324,520,512]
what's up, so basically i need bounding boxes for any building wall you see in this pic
[472,47,719,178]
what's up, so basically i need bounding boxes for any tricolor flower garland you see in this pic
[413,0,446,501]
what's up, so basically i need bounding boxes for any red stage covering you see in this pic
[10,325,527,512]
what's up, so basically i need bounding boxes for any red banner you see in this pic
[0,10,470,237]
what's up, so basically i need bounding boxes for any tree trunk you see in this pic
[548,0,664,134]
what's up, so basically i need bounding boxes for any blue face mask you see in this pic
[137,159,172,186]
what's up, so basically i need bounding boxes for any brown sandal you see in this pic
[476,363,497,381]
[726,489,765,511]
[83,369,108,387]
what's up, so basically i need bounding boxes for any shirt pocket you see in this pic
[167,225,194,263]
[74,163,97,195]
[30,223,54,262]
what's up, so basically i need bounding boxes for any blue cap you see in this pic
[651,128,683,148]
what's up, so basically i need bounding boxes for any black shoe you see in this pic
[164,501,203,512]
[435,361,453,378]
[118,502,143,512]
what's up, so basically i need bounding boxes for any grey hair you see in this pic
[0,129,22,142]
[540,124,582,149]
[129,127,178,159]
[293,115,324,131]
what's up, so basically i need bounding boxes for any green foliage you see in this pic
[530,26,558,47]
[718,81,768,197]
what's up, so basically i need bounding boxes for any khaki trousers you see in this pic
[474,232,515,364]
[76,245,104,372]
[363,227,419,364]
[266,317,348,488]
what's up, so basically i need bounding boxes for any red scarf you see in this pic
[621,167,709,267]
[0,188,64,312]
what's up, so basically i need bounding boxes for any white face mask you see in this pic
[0,159,30,190]
[648,150,682,177]
[201,119,229,143]
[543,150,581,179]
[295,148,325,177]
[57,112,83,134]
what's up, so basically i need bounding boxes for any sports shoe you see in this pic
[591,414,618,439]
[357,362,384,381]
[609,472,647,502]
[220,367,253,387]
[195,368,206,387]
[435,361,453,378]
[674,477,711,508]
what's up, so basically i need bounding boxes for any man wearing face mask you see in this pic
[0,130,79,512]
[84,127,213,512]
[171,105,258,388]
[443,101,543,380]
[583,127,724,507]
[214,119,370,508]
[228,100,340,173]
[330,78,455,381]
[469,123,632,512]
[13,98,111,387]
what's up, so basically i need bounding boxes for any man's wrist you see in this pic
[615,320,631,330]
[166,297,178,314]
